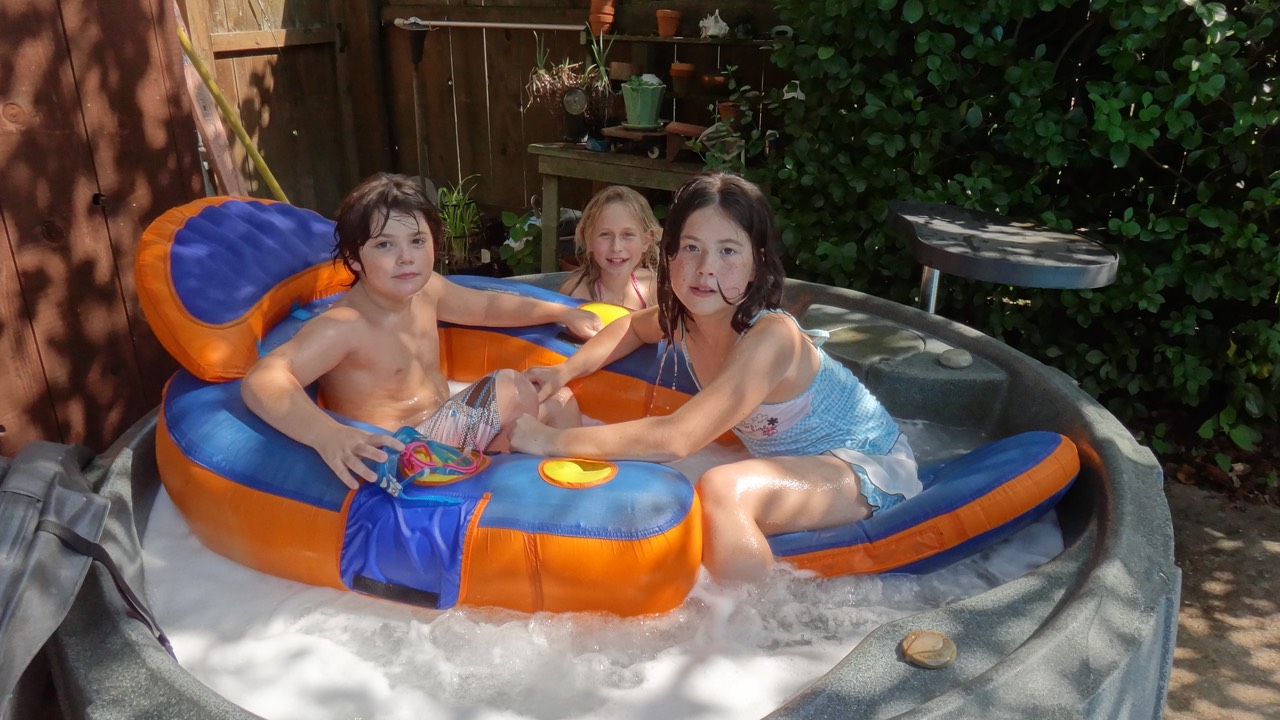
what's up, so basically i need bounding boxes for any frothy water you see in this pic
[142,419,1063,720]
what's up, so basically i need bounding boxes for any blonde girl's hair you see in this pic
[564,186,661,300]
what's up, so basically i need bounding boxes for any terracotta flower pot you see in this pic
[609,61,634,81]
[588,12,614,35]
[588,0,615,34]
[716,100,741,126]
[669,62,695,97]
[700,70,728,93]
[656,9,681,38]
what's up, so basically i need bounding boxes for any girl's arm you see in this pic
[526,307,663,402]
[512,315,803,461]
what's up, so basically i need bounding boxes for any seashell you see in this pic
[699,10,729,38]
[900,629,958,669]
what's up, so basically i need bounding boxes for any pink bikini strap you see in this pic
[594,273,647,310]
[630,272,647,309]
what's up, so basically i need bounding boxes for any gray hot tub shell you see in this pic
[44,277,1179,719]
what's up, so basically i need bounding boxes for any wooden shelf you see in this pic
[602,34,776,47]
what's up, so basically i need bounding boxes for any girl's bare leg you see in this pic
[486,369,541,453]
[696,455,873,583]
[538,386,581,429]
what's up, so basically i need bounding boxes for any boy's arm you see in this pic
[241,314,402,489]
[433,276,602,339]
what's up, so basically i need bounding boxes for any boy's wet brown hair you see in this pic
[657,173,784,337]
[332,173,443,284]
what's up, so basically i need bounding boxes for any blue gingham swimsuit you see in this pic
[682,309,922,512]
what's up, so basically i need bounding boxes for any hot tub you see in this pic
[44,275,1178,719]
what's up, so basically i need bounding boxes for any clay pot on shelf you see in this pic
[669,62,695,97]
[609,61,634,81]
[700,70,728,94]
[588,0,615,34]
[656,9,681,38]
[588,12,614,34]
[716,100,741,126]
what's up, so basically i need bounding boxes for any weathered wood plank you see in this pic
[60,0,203,446]
[446,27,492,196]
[383,27,422,179]
[485,26,539,211]
[0,207,61,456]
[177,0,217,70]
[210,27,336,53]
[0,0,142,451]
[421,25,460,189]
[177,11,246,195]
[326,0,359,191]
[337,0,392,178]
[221,45,348,213]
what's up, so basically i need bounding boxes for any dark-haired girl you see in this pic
[512,173,920,582]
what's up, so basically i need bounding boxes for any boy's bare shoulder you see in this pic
[297,302,371,344]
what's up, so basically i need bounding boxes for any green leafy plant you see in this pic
[437,174,481,268]
[624,73,663,89]
[685,67,782,176]
[752,0,1278,489]
[585,26,613,92]
[500,209,542,276]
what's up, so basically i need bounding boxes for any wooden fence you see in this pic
[0,0,203,456]
[0,0,783,457]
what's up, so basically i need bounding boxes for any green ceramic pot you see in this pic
[621,83,665,129]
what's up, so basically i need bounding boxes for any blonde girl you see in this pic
[559,186,661,311]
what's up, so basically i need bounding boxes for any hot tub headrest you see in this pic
[136,197,354,381]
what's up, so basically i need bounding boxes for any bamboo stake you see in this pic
[176,23,290,203]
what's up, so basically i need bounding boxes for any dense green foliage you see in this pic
[744,0,1278,475]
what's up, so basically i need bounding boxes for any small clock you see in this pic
[562,88,588,116]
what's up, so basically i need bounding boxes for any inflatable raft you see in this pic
[136,197,1079,616]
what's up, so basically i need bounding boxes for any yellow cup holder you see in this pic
[578,301,631,327]
[538,458,618,489]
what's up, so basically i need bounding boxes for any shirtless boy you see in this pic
[242,173,601,489]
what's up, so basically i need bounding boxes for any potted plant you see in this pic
[525,29,614,140]
[436,174,481,271]
[499,208,542,276]
[691,69,777,175]
[621,74,666,129]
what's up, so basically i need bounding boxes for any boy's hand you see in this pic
[314,425,405,490]
[509,414,557,457]
[524,364,571,403]
[561,307,603,340]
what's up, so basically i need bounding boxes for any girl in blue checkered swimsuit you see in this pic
[683,310,920,515]
[512,173,920,583]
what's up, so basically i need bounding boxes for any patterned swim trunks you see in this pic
[414,372,502,452]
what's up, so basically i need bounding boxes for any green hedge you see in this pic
[747,0,1278,475]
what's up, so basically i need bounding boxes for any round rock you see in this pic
[938,347,974,369]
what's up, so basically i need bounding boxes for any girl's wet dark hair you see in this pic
[332,173,443,284]
[657,173,784,338]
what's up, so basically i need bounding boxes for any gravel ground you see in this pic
[1163,481,1280,719]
